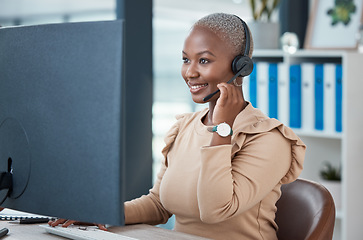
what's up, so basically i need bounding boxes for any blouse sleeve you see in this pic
[196,128,293,224]
[124,116,183,225]
[124,160,171,225]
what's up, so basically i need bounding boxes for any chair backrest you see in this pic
[275,178,336,240]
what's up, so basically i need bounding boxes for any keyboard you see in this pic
[39,225,138,240]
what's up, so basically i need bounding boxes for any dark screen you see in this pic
[0,20,130,226]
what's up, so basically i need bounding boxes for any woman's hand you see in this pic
[213,82,245,126]
[48,218,108,231]
[209,82,245,147]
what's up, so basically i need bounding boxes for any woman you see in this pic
[124,12,305,239]
[51,13,306,239]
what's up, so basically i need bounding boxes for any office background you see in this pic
[1,0,362,240]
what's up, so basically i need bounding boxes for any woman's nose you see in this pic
[185,63,199,78]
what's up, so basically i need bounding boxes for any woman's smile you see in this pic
[188,82,208,93]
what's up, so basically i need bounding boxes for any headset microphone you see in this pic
[203,16,253,102]
[203,67,245,102]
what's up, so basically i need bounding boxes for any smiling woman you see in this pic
[122,12,306,240]
[1,3,305,238]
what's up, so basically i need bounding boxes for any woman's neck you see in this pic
[203,103,215,126]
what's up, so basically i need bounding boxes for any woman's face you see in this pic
[181,26,236,103]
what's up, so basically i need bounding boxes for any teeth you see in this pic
[190,84,207,89]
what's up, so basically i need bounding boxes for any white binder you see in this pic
[256,62,269,116]
[277,62,289,126]
[243,75,250,103]
[323,63,336,133]
[301,63,315,131]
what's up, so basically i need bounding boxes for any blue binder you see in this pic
[336,64,342,132]
[315,64,324,130]
[269,63,278,118]
[249,63,257,107]
[289,64,302,128]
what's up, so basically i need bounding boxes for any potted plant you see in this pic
[320,162,342,209]
[250,0,280,21]
[248,0,281,49]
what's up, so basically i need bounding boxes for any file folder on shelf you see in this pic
[324,63,336,133]
[289,64,302,128]
[256,62,269,116]
[301,63,315,131]
[315,64,324,130]
[268,63,278,119]
[336,64,342,132]
[249,63,257,107]
[277,62,289,126]
[243,74,250,103]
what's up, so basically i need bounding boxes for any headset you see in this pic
[231,16,254,77]
[203,15,254,102]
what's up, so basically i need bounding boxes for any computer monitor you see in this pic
[0,20,149,226]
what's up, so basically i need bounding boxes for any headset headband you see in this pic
[234,15,250,57]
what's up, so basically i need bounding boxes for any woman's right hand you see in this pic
[213,82,245,127]
[48,218,108,231]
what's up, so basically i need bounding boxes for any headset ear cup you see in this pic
[231,55,254,77]
[231,55,242,74]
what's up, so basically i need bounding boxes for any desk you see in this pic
[0,222,210,240]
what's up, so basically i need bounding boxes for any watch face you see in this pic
[217,123,231,137]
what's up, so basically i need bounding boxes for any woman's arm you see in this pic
[124,117,183,225]
[197,129,291,223]
[124,160,172,225]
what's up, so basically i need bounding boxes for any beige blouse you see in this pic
[125,103,306,240]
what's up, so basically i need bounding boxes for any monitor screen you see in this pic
[0,20,138,226]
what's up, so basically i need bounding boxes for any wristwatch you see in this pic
[211,122,233,137]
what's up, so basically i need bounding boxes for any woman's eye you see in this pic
[182,58,190,64]
[199,58,209,64]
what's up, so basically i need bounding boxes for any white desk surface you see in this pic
[0,222,211,240]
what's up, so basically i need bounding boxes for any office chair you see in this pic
[275,178,336,240]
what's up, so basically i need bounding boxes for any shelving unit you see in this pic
[251,50,363,240]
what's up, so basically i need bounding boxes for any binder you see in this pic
[315,64,324,130]
[301,63,315,131]
[323,63,336,133]
[242,74,250,103]
[249,63,257,107]
[256,62,269,115]
[289,64,302,128]
[336,64,343,132]
[268,63,278,119]
[277,62,289,126]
